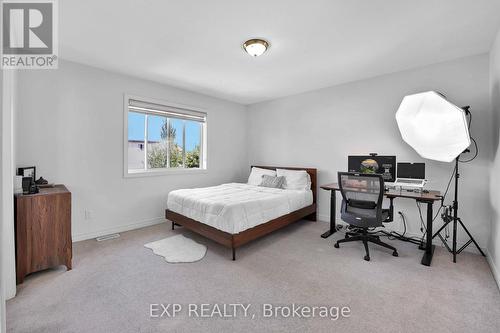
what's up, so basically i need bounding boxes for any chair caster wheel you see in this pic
[393,251,398,257]
[334,243,339,248]
[364,255,370,261]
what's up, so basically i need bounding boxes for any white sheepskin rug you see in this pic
[144,234,207,263]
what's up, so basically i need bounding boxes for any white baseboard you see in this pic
[72,216,166,242]
[486,249,500,291]
[317,213,330,222]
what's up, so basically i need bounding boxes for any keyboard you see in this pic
[399,179,423,184]
[393,178,426,188]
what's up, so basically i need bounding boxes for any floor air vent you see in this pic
[96,233,120,241]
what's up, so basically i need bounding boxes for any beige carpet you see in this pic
[7,221,500,333]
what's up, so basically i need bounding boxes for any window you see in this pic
[125,96,207,176]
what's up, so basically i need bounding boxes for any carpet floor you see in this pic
[7,221,500,333]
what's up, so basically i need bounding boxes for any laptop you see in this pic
[393,163,426,188]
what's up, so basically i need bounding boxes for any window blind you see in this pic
[128,99,206,122]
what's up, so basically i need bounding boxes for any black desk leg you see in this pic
[321,190,337,238]
[421,201,436,266]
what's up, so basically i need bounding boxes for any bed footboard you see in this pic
[165,203,316,260]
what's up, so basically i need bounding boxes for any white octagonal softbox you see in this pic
[395,91,471,162]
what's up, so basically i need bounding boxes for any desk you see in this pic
[320,183,441,266]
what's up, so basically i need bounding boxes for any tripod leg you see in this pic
[453,219,457,263]
[437,233,452,253]
[432,219,451,240]
[452,157,459,263]
[457,218,486,256]
[457,240,473,254]
[432,219,452,251]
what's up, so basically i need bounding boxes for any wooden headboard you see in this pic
[251,166,317,204]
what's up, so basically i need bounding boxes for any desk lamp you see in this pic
[395,91,485,262]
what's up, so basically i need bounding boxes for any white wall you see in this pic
[11,54,496,258]
[15,60,248,241]
[248,54,493,251]
[1,70,17,303]
[489,30,500,287]
[0,67,5,333]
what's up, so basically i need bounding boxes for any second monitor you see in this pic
[397,162,425,179]
[348,155,396,183]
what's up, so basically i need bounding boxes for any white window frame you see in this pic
[123,94,208,177]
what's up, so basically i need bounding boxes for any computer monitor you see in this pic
[348,155,396,183]
[397,162,425,179]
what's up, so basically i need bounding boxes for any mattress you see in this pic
[167,183,313,234]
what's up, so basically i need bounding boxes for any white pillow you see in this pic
[247,167,277,186]
[276,169,311,190]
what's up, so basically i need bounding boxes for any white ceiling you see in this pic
[60,0,500,104]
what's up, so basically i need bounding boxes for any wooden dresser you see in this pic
[14,185,72,284]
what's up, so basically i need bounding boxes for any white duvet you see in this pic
[167,183,313,234]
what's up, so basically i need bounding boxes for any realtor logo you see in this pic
[1,0,58,69]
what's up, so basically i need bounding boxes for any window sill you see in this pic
[124,168,208,178]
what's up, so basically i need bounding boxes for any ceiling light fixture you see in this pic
[243,39,269,57]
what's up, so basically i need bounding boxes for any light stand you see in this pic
[396,92,485,263]
[431,108,485,262]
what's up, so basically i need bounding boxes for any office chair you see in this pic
[334,172,398,261]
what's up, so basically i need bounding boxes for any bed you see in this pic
[165,166,317,260]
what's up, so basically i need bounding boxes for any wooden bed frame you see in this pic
[165,166,317,260]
